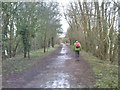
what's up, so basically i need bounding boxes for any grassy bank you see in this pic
[81,50,118,88]
[2,45,59,77]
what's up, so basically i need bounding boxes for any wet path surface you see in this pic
[3,44,95,88]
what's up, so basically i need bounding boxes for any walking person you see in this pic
[73,40,81,61]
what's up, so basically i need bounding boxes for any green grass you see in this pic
[2,45,59,77]
[81,51,118,88]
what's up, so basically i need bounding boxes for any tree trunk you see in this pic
[9,21,13,58]
[12,40,20,57]
[28,48,30,59]
[24,51,27,58]
[44,32,46,53]
[118,3,120,65]
[48,39,50,47]
[51,37,54,48]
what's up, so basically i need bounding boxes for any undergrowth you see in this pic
[81,51,118,88]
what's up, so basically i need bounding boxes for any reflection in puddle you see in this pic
[60,48,67,54]
[59,46,72,60]
[44,73,70,88]
[57,56,71,60]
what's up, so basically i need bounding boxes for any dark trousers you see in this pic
[75,51,80,60]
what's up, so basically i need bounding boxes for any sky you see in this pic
[55,0,72,38]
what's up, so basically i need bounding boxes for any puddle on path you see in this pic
[53,45,72,67]
[41,73,70,88]
[58,45,72,60]
[42,45,73,88]
[60,47,67,54]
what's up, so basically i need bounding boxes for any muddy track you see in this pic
[3,44,95,88]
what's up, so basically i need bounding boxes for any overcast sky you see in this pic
[55,0,73,37]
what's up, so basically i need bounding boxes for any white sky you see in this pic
[56,0,72,38]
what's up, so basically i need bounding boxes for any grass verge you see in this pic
[81,50,118,88]
[2,45,59,78]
